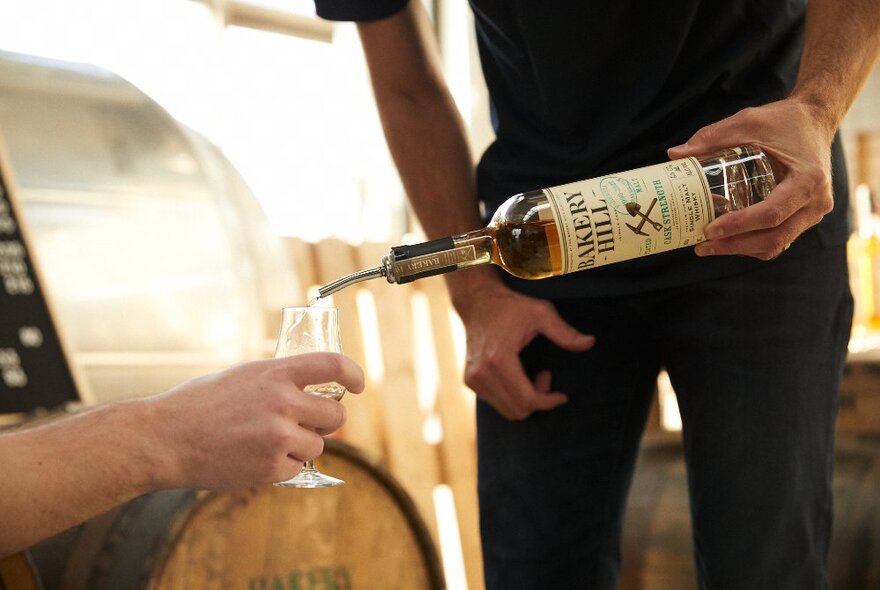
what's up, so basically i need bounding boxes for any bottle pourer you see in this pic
[314,237,475,299]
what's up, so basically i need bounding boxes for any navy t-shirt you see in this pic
[315,0,850,298]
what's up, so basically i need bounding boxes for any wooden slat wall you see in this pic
[355,242,443,538]
[419,278,483,588]
[283,238,483,590]
[855,131,880,187]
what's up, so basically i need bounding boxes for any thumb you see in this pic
[539,312,595,352]
[667,113,750,160]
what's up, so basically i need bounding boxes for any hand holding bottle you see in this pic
[450,269,595,421]
[667,98,835,260]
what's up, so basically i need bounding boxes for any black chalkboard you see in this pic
[0,137,81,414]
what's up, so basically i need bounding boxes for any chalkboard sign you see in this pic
[0,134,81,415]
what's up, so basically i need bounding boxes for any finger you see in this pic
[284,428,326,463]
[529,370,569,412]
[472,359,567,420]
[489,385,567,420]
[295,394,347,434]
[695,208,815,259]
[535,304,595,352]
[528,391,569,413]
[701,178,810,241]
[530,301,596,352]
[667,110,756,159]
[676,158,828,251]
[534,370,552,394]
[278,352,365,394]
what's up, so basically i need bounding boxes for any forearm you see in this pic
[790,0,880,134]
[357,1,506,306]
[358,2,479,236]
[370,67,479,236]
[0,354,362,557]
[0,400,161,557]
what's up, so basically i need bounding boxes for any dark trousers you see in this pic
[477,245,853,590]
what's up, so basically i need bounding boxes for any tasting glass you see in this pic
[273,306,346,488]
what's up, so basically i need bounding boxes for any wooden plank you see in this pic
[419,277,484,590]
[356,242,442,542]
[310,239,383,460]
[224,1,334,43]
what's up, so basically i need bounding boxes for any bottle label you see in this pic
[545,157,712,272]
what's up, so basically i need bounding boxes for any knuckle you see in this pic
[332,401,346,429]
[464,361,483,384]
[276,395,300,419]
[738,106,758,122]
[768,236,788,254]
[804,168,832,201]
[762,205,785,227]
[509,409,528,421]
[485,348,504,368]
[691,126,714,144]
[533,300,554,315]
[276,458,303,482]
[463,368,482,391]
[464,367,492,393]
[472,347,505,373]
[266,422,292,447]
[806,167,830,190]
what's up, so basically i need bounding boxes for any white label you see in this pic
[546,157,713,272]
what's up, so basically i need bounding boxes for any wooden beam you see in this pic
[191,0,335,43]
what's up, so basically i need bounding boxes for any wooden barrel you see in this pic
[0,552,41,590]
[28,439,445,590]
[620,437,880,590]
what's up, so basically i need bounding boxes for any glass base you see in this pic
[274,469,344,489]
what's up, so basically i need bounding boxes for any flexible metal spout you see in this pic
[315,264,389,299]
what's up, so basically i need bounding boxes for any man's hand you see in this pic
[0,352,365,557]
[454,276,595,421]
[148,352,365,489]
[667,97,835,260]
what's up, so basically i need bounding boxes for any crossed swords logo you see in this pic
[624,198,663,236]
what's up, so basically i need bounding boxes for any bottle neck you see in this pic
[385,229,494,284]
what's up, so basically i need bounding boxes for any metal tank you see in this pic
[0,50,298,404]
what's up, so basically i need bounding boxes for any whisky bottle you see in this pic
[316,145,776,298]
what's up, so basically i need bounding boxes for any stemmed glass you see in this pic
[273,305,346,488]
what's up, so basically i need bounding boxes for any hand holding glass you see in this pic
[273,306,346,488]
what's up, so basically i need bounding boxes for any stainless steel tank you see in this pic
[0,50,298,404]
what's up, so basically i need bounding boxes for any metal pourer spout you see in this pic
[315,259,394,299]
